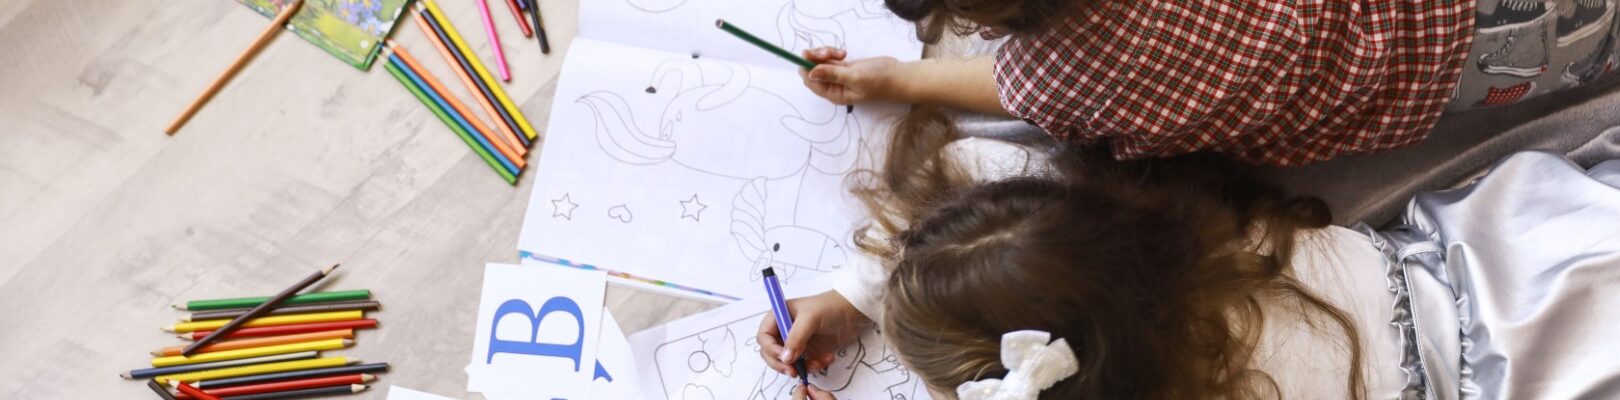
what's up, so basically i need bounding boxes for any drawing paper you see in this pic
[385,386,456,400]
[595,309,645,399]
[628,278,933,400]
[581,0,921,68]
[466,263,607,398]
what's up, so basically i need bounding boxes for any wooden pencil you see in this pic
[184,300,380,322]
[387,43,526,167]
[171,381,222,400]
[180,264,339,356]
[168,310,363,334]
[716,19,816,69]
[156,357,357,385]
[503,0,533,37]
[172,374,373,400]
[528,0,550,54]
[195,363,388,389]
[148,379,180,400]
[474,0,512,81]
[225,384,367,400]
[421,0,539,143]
[181,319,377,341]
[164,0,304,135]
[153,329,354,357]
[388,52,520,175]
[124,351,320,380]
[176,290,370,311]
[384,58,519,184]
[413,8,530,152]
[153,338,350,368]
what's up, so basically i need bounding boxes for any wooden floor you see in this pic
[0,0,722,398]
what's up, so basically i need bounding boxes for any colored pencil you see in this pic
[176,290,371,312]
[384,59,519,184]
[195,363,388,389]
[157,357,356,385]
[389,53,520,175]
[528,0,550,54]
[504,0,533,37]
[168,310,364,334]
[172,382,222,400]
[421,0,540,142]
[474,0,512,81]
[125,352,320,380]
[154,330,354,357]
[413,8,530,151]
[226,384,367,400]
[181,264,340,357]
[154,338,350,367]
[181,320,378,341]
[165,0,304,135]
[387,45,526,168]
[149,380,181,400]
[185,300,380,322]
[716,19,816,69]
[173,374,373,400]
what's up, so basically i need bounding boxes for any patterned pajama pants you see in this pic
[1451,0,1620,110]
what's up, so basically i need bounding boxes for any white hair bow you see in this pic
[955,330,1079,400]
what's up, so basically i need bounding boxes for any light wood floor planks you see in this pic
[0,0,720,398]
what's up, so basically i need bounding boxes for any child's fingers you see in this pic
[802,47,848,63]
[805,384,838,400]
[780,314,820,362]
[756,315,795,375]
[807,65,850,85]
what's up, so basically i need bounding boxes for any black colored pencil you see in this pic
[186,300,381,322]
[419,8,529,148]
[222,384,367,400]
[196,363,390,389]
[181,264,340,356]
[529,1,550,54]
[147,380,179,400]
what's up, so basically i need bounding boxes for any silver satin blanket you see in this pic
[1366,151,1620,399]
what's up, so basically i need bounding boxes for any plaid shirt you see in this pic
[996,0,1475,166]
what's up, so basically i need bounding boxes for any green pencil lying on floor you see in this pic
[716,19,816,69]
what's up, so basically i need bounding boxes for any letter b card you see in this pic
[467,263,607,398]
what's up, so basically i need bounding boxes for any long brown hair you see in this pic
[882,0,1082,42]
[852,107,1365,399]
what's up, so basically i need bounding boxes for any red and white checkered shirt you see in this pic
[996,0,1476,166]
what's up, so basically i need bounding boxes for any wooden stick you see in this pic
[164,0,304,135]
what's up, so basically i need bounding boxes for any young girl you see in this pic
[799,0,1620,166]
[755,109,1620,398]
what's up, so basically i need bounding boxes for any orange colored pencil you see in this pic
[151,329,354,357]
[410,10,529,156]
[503,0,534,37]
[387,41,525,167]
[172,382,222,400]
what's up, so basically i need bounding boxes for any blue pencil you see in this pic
[762,267,810,387]
[388,53,520,176]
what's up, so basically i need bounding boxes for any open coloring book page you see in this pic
[519,0,921,301]
[581,0,921,67]
[628,278,933,400]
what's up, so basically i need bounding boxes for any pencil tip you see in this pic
[354,384,369,392]
[715,19,725,27]
[180,316,192,322]
[120,372,133,379]
[162,327,176,333]
[361,374,375,382]
[342,339,355,346]
[323,264,340,274]
[172,304,186,310]
[149,350,163,356]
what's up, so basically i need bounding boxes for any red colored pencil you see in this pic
[180,319,378,341]
[172,382,222,400]
[502,0,533,37]
[173,374,375,400]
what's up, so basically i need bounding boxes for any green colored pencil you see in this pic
[175,290,372,311]
[385,61,518,184]
[716,19,816,69]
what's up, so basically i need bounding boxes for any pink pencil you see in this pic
[474,0,511,81]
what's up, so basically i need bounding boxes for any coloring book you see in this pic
[517,0,923,302]
[238,0,411,69]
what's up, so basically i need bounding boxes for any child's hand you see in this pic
[756,290,872,378]
[793,384,837,400]
[800,47,901,105]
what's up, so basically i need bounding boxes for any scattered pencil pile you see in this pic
[382,0,543,185]
[124,265,389,399]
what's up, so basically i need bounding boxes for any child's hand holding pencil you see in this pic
[798,47,902,105]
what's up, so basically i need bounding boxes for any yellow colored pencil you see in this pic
[421,0,538,142]
[166,311,363,333]
[155,357,356,385]
[150,338,351,367]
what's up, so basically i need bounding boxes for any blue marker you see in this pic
[762,267,810,387]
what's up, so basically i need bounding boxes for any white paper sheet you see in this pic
[385,386,457,400]
[627,278,933,400]
[466,263,608,399]
[595,310,645,399]
[518,37,904,300]
[580,0,921,68]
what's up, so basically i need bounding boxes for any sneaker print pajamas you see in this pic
[1453,0,1620,110]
